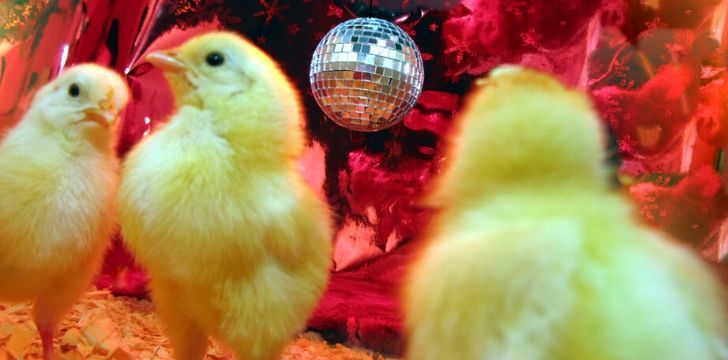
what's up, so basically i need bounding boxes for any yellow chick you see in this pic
[403,66,728,360]
[0,64,128,360]
[118,32,332,359]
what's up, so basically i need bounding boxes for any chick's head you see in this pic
[146,32,304,159]
[31,64,128,145]
[431,66,607,205]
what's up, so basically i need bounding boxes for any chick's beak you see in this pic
[83,109,115,127]
[83,94,116,127]
[146,50,187,73]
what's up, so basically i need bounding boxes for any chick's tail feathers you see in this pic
[642,230,728,359]
[404,219,583,360]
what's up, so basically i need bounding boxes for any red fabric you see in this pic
[95,236,149,297]
[592,64,697,163]
[629,166,728,250]
[440,0,603,84]
[310,242,415,354]
[696,74,728,148]
[403,90,459,136]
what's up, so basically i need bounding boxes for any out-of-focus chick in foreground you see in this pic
[118,32,332,360]
[403,66,728,360]
[0,64,128,360]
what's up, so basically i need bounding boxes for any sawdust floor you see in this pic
[0,291,396,359]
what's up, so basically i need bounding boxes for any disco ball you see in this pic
[309,17,425,132]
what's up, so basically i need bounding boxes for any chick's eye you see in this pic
[205,52,225,67]
[68,83,80,97]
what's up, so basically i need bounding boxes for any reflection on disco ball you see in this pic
[309,17,425,132]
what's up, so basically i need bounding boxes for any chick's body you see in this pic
[404,67,728,360]
[119,33,331,360]
[0,64,128,359]
[0,126,114,298]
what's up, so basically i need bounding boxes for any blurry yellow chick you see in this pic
[0,64,128,360]
[118,32,332,360]
[403,66,728,360]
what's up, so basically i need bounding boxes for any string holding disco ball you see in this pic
[331,0,459,23]
[331,0,426,23]
[309,16,425,132]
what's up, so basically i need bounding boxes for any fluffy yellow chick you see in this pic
[403,66,728,360]
[118,32,332,359]
[0,64,128,359]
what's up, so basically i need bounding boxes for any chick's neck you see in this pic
[173,99,302,172]
[13,110,112,160]
[167,74,204,109]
